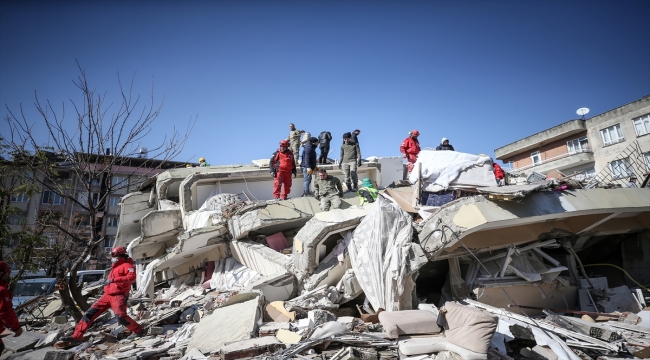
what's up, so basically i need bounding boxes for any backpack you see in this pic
[319,131,331,145]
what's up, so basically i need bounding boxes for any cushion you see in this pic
[443,301,498,354]
[398,338,487,360]
[378,310,441,339]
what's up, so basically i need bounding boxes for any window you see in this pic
[600,124,624,146]
[10,193,29,202]
[8,215,25,225]
[531,151,541,165]
[644,152,650,169]
[73,213,91,227]
[610,158,633,179]
[44,234,57,247]
[567,137,590,154]
[633,114,650,137]
[42,191,65,205]
[109,196,121,207]
[111,176,128,187]
[104,236,115,248]
[77,192,100,207]
[106,217,119,227]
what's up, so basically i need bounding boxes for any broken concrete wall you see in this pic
[115,192,152,249]
[292,206,370,284]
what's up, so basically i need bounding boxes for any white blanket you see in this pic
[408,151,492,190]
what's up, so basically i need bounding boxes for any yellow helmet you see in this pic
[199,157,205,162]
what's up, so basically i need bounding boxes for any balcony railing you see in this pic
[507,148,592,174]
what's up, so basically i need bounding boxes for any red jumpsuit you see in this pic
[71,258,142,340]
[400,136,421,173]
[0,281,21,351]
[492,163,505,185]
[271,149,296,200]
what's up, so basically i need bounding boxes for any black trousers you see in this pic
[319,145,330,164]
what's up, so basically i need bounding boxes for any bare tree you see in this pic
[4,62,194,317]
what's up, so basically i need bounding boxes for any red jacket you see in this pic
[400,137,420,156]
[0,281,20,333]
[271,149,296,173]
[105,258,136,296]
[492,163,505,179]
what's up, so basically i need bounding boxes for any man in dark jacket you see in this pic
[436,137,455,151]
[318,131,332,164]
[61,247,143,344]
[270,140,297,200]
[301,137,319,196]
[339,132,362,191]
[0,262,22,354]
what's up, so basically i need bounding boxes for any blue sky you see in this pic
[2,0,649,166]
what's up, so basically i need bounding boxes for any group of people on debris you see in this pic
[269,124,367,209]
[0,247,144,348]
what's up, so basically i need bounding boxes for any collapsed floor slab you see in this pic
[419,188,650,260]
[115,191,153,249]
[292,206,370,282]
[130,209,184,259]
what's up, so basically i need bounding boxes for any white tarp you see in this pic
[186,193,243,231]
[349,195,415,311]
[408,151,492,190]
[209,257,260,291]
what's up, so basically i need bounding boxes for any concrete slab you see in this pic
[292,206,369,279]
[115,192,151,248]
[5,349,74,360]
[220,336,284,360]
[419,188,650,260]
[276,329,302,344]
[2,330,44,352]
[187,295,261,353]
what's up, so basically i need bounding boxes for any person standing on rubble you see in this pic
[270,140,297,200]
[318,131,332,164]
[61,247,143,345]
[400,130,421,174]
[287,123,301,164]
[301,137,319,197]
[198,157,210,167]
[0,262,22,354]
[314,169,343,211]
[339,132,362,192]
[436,137,455,151]
[627,176,638,188]
[300,130,312,148]
[492,160,505,186]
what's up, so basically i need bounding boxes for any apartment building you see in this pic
[495,95,650,182]
[7,152,188,269]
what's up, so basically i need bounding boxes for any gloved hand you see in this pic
[271,172,276,178]
[13,328,22,337]
[307,168,312,175]
[357,159,362,167]
[338,163,342,170]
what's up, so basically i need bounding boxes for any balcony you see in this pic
[508,149,595,175]
[495,120,587,160]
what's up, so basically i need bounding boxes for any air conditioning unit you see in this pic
[104,247,112,253]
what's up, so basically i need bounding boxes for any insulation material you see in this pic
[349,195,415,311]
[448,258,470,300]
[408,150,492,190]
[186,193,243,231]
[132,257,162,298]
[209,258,261,291]
[185,210,220,232]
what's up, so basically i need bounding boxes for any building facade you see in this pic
[495,95,650,183]
[6,153,188,270]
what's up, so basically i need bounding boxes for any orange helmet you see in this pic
[279,140,289,147]
[111,246,127,257]
[411,130,420,136]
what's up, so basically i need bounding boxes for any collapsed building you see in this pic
[9,152,650,360]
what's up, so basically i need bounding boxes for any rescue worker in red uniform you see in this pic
[0,262,22,354]
[62,247,142,344]
[270,140,297,200]
[400,130,421,174]
[492,160,505,186]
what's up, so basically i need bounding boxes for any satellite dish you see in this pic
[576,108,590,119]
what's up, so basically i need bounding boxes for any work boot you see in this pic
[346,183,352,193]
[58,336,82,347]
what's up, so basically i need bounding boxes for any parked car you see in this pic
[67,270,106,287]
[12,278,58,308]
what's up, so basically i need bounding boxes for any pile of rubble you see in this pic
[7,155,650,360]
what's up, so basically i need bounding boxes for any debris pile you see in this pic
[6,156,649,360]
